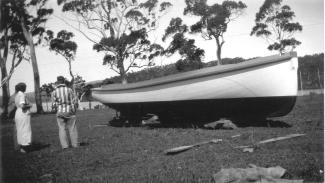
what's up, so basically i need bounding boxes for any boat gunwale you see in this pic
[92,52,297,92]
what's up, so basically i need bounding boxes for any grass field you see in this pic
[1,94,324,183]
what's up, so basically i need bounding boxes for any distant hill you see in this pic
[85,80,103,87]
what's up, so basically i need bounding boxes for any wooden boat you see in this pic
[92,52,298,123]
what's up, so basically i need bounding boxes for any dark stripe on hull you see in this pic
[105,96,297,122]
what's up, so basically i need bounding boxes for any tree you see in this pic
[1,0,13,119]
[49,30,77,90]
[298,53,324,89]
[162,18,204,72]
[250,0,302,54]
[74,75,86,101]
[183,0,246,64]
[71,75,94,110]
[40,83,55,111]
[58,0,172,84]
[8,0,54,113]
[83,84,93,110]
[1,0,32,119]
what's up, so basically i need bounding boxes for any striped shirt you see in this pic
[51,84,76,114]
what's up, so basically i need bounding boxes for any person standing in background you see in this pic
[51,76,79,149]
[14,83,32,153]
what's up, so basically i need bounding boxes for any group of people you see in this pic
[13,76,79,153]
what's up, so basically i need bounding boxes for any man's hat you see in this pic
[57,76,65,83]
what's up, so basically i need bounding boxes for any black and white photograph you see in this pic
[0,0,323,182]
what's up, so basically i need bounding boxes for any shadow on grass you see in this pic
[108,119,202,129]
[232,119,292,128]
[79,142,90,147]
[29,142,51,152]
[108,116,292,129]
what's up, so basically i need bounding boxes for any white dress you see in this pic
[14,91,32,146]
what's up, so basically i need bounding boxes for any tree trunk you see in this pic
[46,100,49,111]
[68,61,76,92]
[0,30,10,120]
[118,59,127,84]
[215,37,224,65]
[0,61,10,120]
[299,70,303,90]
[317,68,323,89]
[216,46,221,63]
[20,20,43,113]
[121,73,127,84]
[88,101,91,110]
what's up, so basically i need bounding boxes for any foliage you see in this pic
[74,75,85,96]
[40,83,55,96]
[102,78,115,85]
[162,18,188,42]
[299,53,324,71]
[49,30,77,62]
[100,64,177,85]
[126,64,179,83]
[58,0,172,83]
[0,0,31,89]
[2,0,53,46]
[206,57,245,67]
[183,0,247,63]
[74,75,92,102]
[102,56,246,85]
[298,53,324,89]
[1,0,53,114]
[48,30,78,86]
[251,0,302,54]
[162,18,204,72]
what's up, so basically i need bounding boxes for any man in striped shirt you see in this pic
[51,76,78,149]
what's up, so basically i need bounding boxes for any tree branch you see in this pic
[1,49,25,88]
[109,63,120,74]
[54,15,118,56]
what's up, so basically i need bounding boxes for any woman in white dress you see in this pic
[14,83,32,153]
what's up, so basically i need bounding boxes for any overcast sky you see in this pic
[2,0,324,94]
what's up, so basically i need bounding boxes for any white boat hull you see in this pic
[92,52,298,122]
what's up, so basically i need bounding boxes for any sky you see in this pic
[2,0,324,95]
